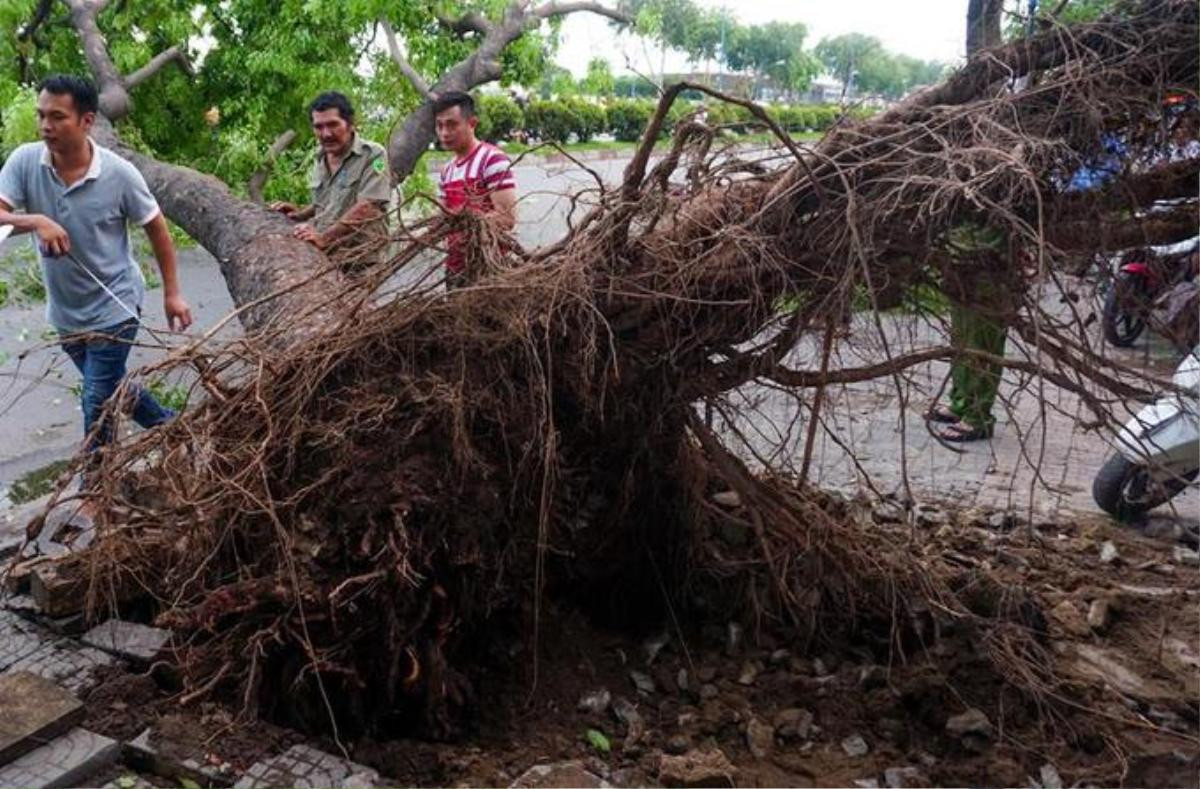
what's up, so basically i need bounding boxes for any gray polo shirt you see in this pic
[0,140,159,333]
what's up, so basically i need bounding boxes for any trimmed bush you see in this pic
[525,100,576,143]
[607,98,654,142]
[566,98,607,143]
[476,94,524,143]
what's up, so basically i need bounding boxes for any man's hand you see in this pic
[293,223,326,249]
[164,292,193,332]
[269,201,300,217]
[35,216,71,256]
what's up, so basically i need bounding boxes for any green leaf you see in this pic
[115,775,137,789]
[585,728,611,753]
[179,778,203,789]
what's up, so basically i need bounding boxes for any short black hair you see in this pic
[308,91,354,123]
[37,75,98,116]
[432,91,475,119]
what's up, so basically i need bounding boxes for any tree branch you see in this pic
[124,44,194,89]
[247,129,298,204]
[18,0,54,41]
[379,18,432,99]
[532,0,632,25]
[435,9,492,37]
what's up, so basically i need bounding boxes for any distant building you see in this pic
[807,76,847,104]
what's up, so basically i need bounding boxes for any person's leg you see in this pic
[951,307,1006,431]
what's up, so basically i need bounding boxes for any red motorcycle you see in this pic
[1103,238,1198,348]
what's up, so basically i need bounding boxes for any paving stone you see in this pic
[83,620,171,663]
[1,612,114,694]
[0,727,119,789]
[0,672,84,764]
[124,727,238,787]
[232,744,381,789]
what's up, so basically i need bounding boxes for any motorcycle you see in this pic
[1102,236,1198,348]
[1093,345,1200,520]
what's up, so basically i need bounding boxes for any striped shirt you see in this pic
[438,141,516,273]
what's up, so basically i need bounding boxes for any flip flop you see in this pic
[924,404,959,423]
[934,420,993,442]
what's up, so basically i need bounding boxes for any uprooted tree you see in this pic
[21,0,1199,747]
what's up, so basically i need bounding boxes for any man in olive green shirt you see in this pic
[270,91,390,271]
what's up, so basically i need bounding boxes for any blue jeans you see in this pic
[61,320,174,462]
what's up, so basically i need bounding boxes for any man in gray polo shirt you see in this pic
[0,75,192,485]
[270,91,391,272]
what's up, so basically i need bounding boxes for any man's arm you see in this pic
[488,188,517,232]
[0,199,71,255]
[270,201,315,221]
[0,150,71,255]
[294,199,385,249]
[142,213,193,331]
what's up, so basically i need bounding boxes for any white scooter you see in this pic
[1093,346,1200,520]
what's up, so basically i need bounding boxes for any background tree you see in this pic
[579,56,615,96]
[814,32,884,97]
[725,21,812,99]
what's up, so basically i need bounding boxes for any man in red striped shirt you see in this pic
[433,91,517,285]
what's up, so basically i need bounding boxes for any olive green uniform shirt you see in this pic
[310,133,391,268]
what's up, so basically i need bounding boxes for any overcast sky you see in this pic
[555,0,970,77]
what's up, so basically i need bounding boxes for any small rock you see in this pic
[736,661,760,686]
[699,683,719,700]
[853,779,880,788]
[1173,545,1200,566]
[629,671,655,696]
[1087,598,1112,632]
[712,490,741,508]
[725,622,743,655]
[644,632,669,664]
[987,511,1018,531]
[745,717,774,759]
[677,668,689,693]
[1099,541,1119,564]
[916,504,948,527]
[858,664,887,687]
[612,697,645,749]
[510,761,610,788]
[812,657,830,677]
[1050,599,1090,637]
[841,734,869,758]
[1039,763,1063,789]
[945,707,993,739]
[696,666,717,683]
[665,735,689,756]
[578,688,612,714]
[884,766,929,788]
[657,748,736,788]
[768,648,790,666]
[873,502,905,524]
[772,708,813,740]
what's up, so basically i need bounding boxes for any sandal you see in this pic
[934,419,994,442]
[924,404,959,424]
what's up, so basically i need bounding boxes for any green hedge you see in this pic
[513,97,873,145]
[476,94,524,143]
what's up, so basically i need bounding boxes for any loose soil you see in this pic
[78,504,1199,788]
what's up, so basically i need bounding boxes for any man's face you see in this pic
[311,108,353,156]
[435,105,477,154]
[37,90,93,152]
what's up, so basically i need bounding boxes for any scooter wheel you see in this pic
[1102,271,1149,347]
[1093,453,1197,520]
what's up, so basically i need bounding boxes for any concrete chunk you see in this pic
[0,672,84,765]
[232,745,381,789]
[0,727,119,789]
[83,620,171,663]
